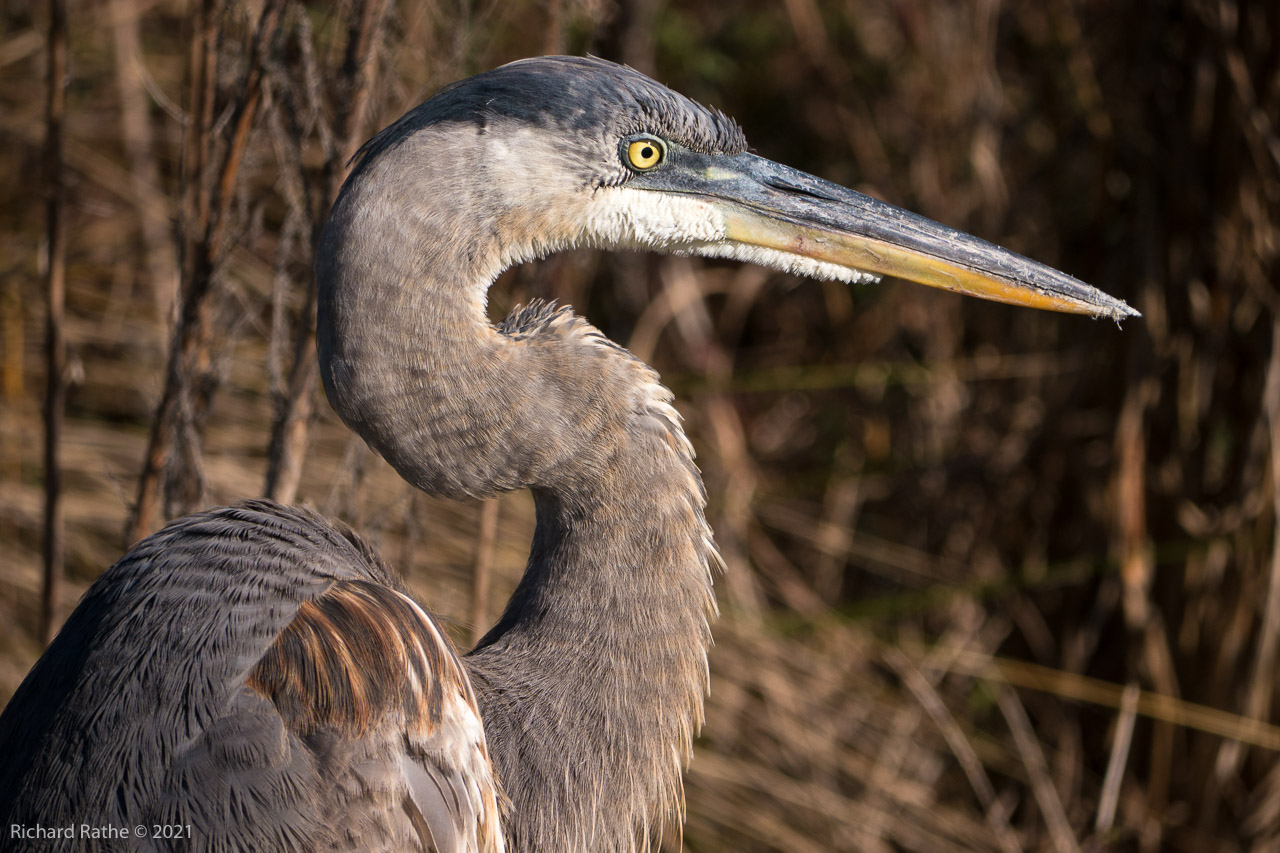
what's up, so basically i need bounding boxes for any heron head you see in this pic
[345,55,1136,320]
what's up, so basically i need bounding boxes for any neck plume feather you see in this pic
[317,128,721,851]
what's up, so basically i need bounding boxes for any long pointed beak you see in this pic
[634,150,1137,321]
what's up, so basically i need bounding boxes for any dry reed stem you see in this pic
[263,0,390,504]
[110,0,177,318]
[127,0,220,540]
[883,645,1022,853]
[929,649,1280,752]
[1217,316,1280,781]
[130,0,283,538]
[1094,681,1139,838]
[40,0,68,646]
[994,685,1080,853]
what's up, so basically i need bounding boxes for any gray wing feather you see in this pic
[0,500,503,853]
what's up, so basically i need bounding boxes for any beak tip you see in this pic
[1104,298,1141,322]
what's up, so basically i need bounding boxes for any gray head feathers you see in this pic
[353,56,747,174]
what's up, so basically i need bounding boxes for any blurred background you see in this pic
[1,0,1277,850]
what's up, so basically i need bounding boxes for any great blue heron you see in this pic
[0,56,1134,851]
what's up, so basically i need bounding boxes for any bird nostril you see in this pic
[763,176,838,203]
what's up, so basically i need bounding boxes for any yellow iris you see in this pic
[627,138,664,170]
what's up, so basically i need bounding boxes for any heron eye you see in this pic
[626,137,665,171]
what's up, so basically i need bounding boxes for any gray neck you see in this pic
[317,131,719,851]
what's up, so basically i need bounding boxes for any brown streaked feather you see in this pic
[249,580,450,736]
[249,579,506,853]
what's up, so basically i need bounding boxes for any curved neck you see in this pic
[317,131,720,850]
[469,439,717,850]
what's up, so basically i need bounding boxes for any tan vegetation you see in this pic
[2,1,1278,850]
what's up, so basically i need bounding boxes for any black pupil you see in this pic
[640,145,653,160]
